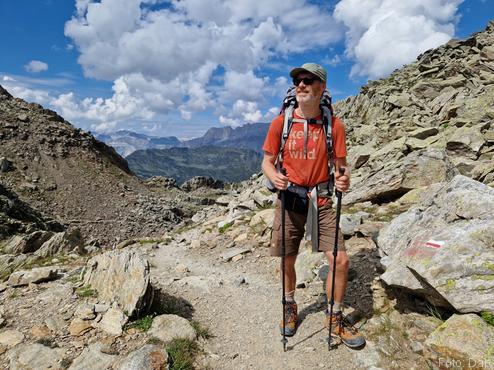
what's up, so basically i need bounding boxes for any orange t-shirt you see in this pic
[262,112,347,206]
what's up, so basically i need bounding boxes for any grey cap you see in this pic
[290,63,327,82]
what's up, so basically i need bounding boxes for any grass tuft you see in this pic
[481,311,494,326]
[124,315,154,332]
[75,285,96,298]
[166,338,199,370]
[191,320,212,339]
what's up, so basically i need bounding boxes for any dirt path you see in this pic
[149,227,369,369]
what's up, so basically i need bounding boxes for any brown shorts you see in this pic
[269,199,346,256]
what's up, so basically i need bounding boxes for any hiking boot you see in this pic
[324,310,365,349]
[279,302,298,337]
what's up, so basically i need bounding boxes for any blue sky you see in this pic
[0,0,492,139]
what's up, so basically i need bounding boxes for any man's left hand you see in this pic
[335,167,350,193]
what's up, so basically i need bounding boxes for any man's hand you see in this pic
[271,171,289,191]
[335,167,350,193]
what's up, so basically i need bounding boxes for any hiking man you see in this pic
[261,63,365,349]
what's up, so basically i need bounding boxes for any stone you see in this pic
[83,250,152,318]
[68,342,118,370]
[379,176,494,312]
[344,149,458,205]
[29,324,51,338]
[249,208,275,235]
[148,314,196,343]
[7,343,65,370]
[7,266,60,287]
[0,330,25,346]
[115,344,168,370]
[69,318,93,336]
[74,303,96,320]
[295,249,326,286]
[4,231,54,254]
[35,229,85,257]
[220,247,251,261]
[446,125,486,158]
[340,213,365,236]
[94,307,127,336]
[424,314,494,369]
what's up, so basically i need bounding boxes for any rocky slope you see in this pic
[334,20,494,205]
[0,86,215,245]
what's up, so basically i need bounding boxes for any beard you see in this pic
[296,89,320,106]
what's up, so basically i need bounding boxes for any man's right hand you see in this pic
[271,171,289,191]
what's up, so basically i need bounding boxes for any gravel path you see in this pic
[149,229,367,370]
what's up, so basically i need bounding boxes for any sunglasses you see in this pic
[292,76,320,86]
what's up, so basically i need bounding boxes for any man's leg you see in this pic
[324,250,349,310]
[283,254,298,300]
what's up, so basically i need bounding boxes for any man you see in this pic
[261,63,365,349]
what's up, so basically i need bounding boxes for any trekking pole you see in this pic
[328,166,345,351]
[280,167,288,352]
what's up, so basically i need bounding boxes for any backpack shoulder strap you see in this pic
[277,105,294,166]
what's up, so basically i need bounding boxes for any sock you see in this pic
[328,301,342,313]
[285,290,295,303]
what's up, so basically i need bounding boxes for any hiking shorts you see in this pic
[269,199,346,257]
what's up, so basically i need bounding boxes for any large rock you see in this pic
[7,343,65,370]
[424,314,494,369]
[83,250,152,318]
[93,307,128,336]
[345,149,458,205]
[148,314,196,343]
[379,175,494,313]
[68,342,118,370]
[115,344,168,370]
[7,266,60,287]
[35,229,84,257]
[295,249,325,286]
[4,231,54,254]
[0,329,25,346]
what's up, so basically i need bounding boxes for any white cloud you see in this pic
[1,75,51,104]
[24,60,49,73]
[333,0,463,79]
[61,0,342,131]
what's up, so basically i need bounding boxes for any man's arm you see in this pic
[262,152,289,190]
[335,157,350,193]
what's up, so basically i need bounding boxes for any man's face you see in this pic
[294,73,325,105]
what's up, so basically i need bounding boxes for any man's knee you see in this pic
[324,251,349,270]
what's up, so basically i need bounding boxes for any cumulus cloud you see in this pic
[24,60,49,73]
[61,0,342,131]
[333,0,463,79]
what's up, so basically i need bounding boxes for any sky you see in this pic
[0,0,492,140]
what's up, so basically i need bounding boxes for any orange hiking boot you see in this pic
[324,310,365,348]
[279,302,298,337]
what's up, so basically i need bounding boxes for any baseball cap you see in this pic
[290,63,327,82]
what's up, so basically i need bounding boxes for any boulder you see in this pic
[424,314,494,369]
[148,314,196,343]
[7,267,60,287]
[7,343,65,370]
[68,342,118,370]
[115,344,168,370]
[0,329,25,346]
[4,231,54,254]
[345,149,458,205]
[295,249,325,286]
[379,175,494,313]
[93,307,128,336]
[83,250,152,318]
[35,229,84,257]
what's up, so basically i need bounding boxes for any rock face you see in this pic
[424,314,494,369]
[83,250,152,318]
[379,175,494,313]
